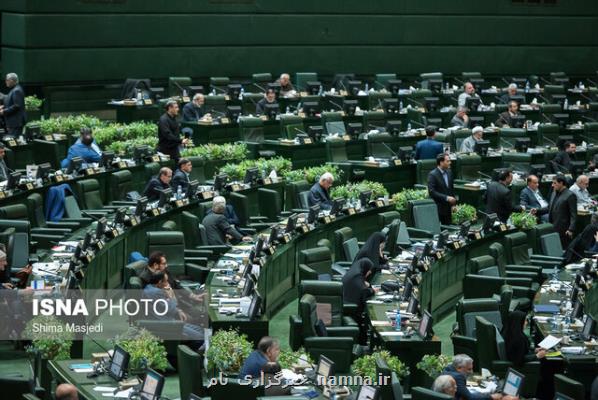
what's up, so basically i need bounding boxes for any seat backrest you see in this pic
[367,132,394,158]
[397,221,411,247]
[197,201,213,221]
[0,204,29,220]
[252,72,272,84]
[299,294,318,337]
[462,274,504,299]
[8,232,30,269]
[411,386,453,400]
[409,199,441,235]
[504,231,531,265]
[110,170,133,202]
[342,238,360,262]
[468,255,498,276]
[374,73,397,90]
[204,94,227,113]
[186,157,207,183]
[26,193,46,228]
[298,191,310,209]
[0,376,35,400]
[475,316,500,371]
[197,224,210,246]
[239,116,265,143]
[279,114,304,139]
[124,259,148,289]
[456,154,482,181]
[181,211,201,248]
[456,298,502,338]
[554,374,585,400]
[540,232,563,257]
[452,128,471,151]
[76,178,104,209]
[416,159,437,185]
[326,138,348,162]
[63,195,83,218]
[538,123,560,146]
[334,227,353,261]
[299,281,343,326]
[385,219,400,258]
[488,242,507,276]
[258,188,281,221]
[502,152,532,173]
[407,108,425,126]
[322,112,346,136]
[177,345,205,400]
[33,139,61,170]
[144,162,160,181]
[299,247,332,276]
[229,192,250,226]
[146,231,186,276]
[295,72,318,91]
[285,180,310,210]
[364,111,386,130]
[563,356,598,396]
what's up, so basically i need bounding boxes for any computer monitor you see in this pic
[226,105,242,121]
[424,97,440,113]
[308,125,323,142]
[158,188,172,208]
[436,230,449,249]
[422,241,433,259]
[307,204,320,225]
[482,213,498,234]
[386,79,402,95]
[95,217,107,240]
[81,231,93,253]
[101,151,115,169]
[227,84,242,99]
[581,315,595,340]
[465,97,481,112]
[247,292,262,321]
[359,190,372,207]
[473,140,490,156]
[515,138,531,153]
[510,115,526,129]
[571,300,584,320]
[343,99,358,117]
[254,236,264,257]
[418,310,433,339]
[386,120,402,135]
[133,146,150,163]
[213,173,228,192]
[139,369,165,400]
[383,98,399,114]
[346,80,362,96]
[407,295,419,315]
[502,368,525,397]
[108,345,130,381]
[243,167,259,185]
[242,273,256,297]
[114,207,127,226]
[134,197,148,218]
[428,79,443,94]
[356,385,380,400]
[329,198,345,216]
[186,180,199,198]
[398,146,413,163]
[570,161,586,176]
[459,221,471,238]
[306,81,322,96]
[35,163,52,181]
[264,103,280,120]
[268,226,280,246]
[552,113,570,130]
[285,213,298,233]
[303,101,320,118]
[315,355,335,385]
[347,122,363,137]
[66,157,83,175]
[402,280,413,301]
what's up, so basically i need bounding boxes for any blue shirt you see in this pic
[415,138,444,160]
[239,350,268,379]
[61,139,102,169]
[442,365,490,400]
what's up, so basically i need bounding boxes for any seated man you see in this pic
[55,383,79,400]
[206,196,240,226]
[460,126,484,153]
[256,88,277,115]
[143,167,172,202]
[171,158,192,192]
[61,128,102,169]
[0,143,11,182]
[552,141,576,174]
[415,126,444,160]
[182,93,205,122]
[496,100,523,127]
[276,73,295,97]
[202,199,251,245]
[451,107,470,128]
[239,336,280,379]
[443,354,512,400]
[458,82,481,108]
[308,172,334,210]
[570,174,593,207]
[520,175,549,223]
[432,375,457,398]
[499,83,519,104]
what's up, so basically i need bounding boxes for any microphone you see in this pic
[500,137,515,148]
[381,142,399,159]
[477,171,493,180]
[542,135,557,147]
[253,82,267,93]
[172,80,188,97]
[211,86,227,95]
[409,119,426,128]
[407,98,424,108]
[540,113,553,124]
[551,160,570,174]
[81,211,102,222]
[327,99,343,111]
[209,109,226,117]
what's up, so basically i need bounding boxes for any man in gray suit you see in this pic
[0,73,26,137]
[202,198,251,246]
[520,175,549,222]
[548,175,577,247]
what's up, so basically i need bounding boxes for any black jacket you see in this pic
[549,188,577,234]
[485,181,521,223]
[143,177,170,202]
[427,167,454,217]
[158,113,182,152]
[181,102,204,122]
[202,212,243,246]
[308,182,332,210]
[3,84,25,129]
[256,98,276,115]
[171,169,190,192]
[552,151,572,174]
[342,259,375,313]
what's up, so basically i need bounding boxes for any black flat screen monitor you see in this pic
[139,369,164,400]
[552,113,570,130]
[386,79,401,95]
[330,198,345,216]
[6,171,21,189]
[108,345,130,381]
[66,157,83,175]
[242,273,256,297]
[347,122,363,137]
[466,96,481,112]
[303,102,320,118]
[243,167,259,185]
[386,120,402,135]
[81,231,93,252]
[436,230,449,249]
[460,221,471,238]
[474,140,490,156]
[101,151,115,168]
[186,180,199,198]
[501,368,525,397]
[482,213,498,233]
[346,80,362,96]
[306,81,322,96]
[307,204,320,225]
[95,217,107,240]
[429,79,443,94]
[515,138,530,153]
[134,197,148,218]
[398,146,413,163]
[581,315,595,340]
[510,115,526,129]
[308,126,323,142]
[343,99,358,116]
[424,97,440,113]
[264,103,279,120]
[359,190,372,207]
[247,292,262,321]
[268,226,279,246]
[36,163,52,181]
[213,173,229,192]
[285,214,298,233]
[253,236,264,257]
[407,295,419,315]
[158,188,172,208]
[383,98,399,114]
[226,105,242,121]
[418,310,433,339]
[227,84,242,99]
[402,280,413,301]
[571,300,584,320]
[114,207,127,226]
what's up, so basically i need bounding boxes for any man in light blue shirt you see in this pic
[570,175,593,207]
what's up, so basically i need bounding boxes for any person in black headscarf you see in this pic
[564,213,598,264]
[342,258,377,344]
[502,310,546,366]
[353,232,389,277]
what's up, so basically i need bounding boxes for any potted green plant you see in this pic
[391,188,429,211]
[277,348,314,370]
[511,211,537,230]
[25,95,44,121]
[452,204,477,224]
[206,328,253,376]
[416,354,452,379]
[182,143,248,177]
[111,327,168,375]
[352,350,409,382]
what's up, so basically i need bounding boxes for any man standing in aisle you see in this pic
[428,153,456,225]
[158,100,189,163]
[0,73,26,137]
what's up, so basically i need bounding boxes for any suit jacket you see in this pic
[486,181,520,222]
[414,138,444,160]
[3,85,25,129]
[181,102,205,122]
[256,98,276,115]
[202,212,243,246]
[157,112,182,152]
[142,284,178,320]
[427,167,454,217]
[496,111,523,128]
[520,187,548,215]
[552,151,572,174]
[442,365,490,400]
[171,169,190,191]
[549,188,577,234]
[143,177,170,202]
[308,182,332,210]
[207,204,240,226]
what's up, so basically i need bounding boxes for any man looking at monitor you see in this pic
[451,107,470,128]
[171,158,192,192]
[460,126,484,153]
[432,375,457,398]
[496,101,522,128]
[202,198,251,245]
[143,167,172,202]
[182,93,205,122]
[256,88,277,115]
[308,172,334,210]
[61,128,103,169]
[240,336,280,379]
[442,354,514,399]
[458,82,480,108]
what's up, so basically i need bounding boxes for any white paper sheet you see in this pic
[538,334,562,350]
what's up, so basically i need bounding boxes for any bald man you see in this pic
[276,73,295,97]
[56,383,79,400]
[570,175,593,207]
[458,82,480,108]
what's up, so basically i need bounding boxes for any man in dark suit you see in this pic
[202,200,251,245]
[427,153,456,225]
[442,354,503,400]
[549,174,577,247]
[414,126,444,160]
[142,167,172,202]
[496,100,523,128]
[158,100,189,164]
[0,143,10,182]
[308,172,334,210]
[182,93,205,122]
[171,158,192,192]
[552,141,576,174]
[0,73,26,137]
[256,88,277,115]
[520,174,549,222]
[485,169,524,223]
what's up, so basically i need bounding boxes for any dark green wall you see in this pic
[2,0,598,84]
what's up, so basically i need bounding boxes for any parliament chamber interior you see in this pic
[0,1,598,400]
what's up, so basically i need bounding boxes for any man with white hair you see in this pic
[500,83,519,104]
[0,73,26,137]
[308,172,334,210]
[460,126,484,153]
[570,175,593,207]
[451,107,470,128]
[276,73,295,97]
[202,196,251,245]
[442,354,515,399]
[432,375,457,397]
[182,93,205,122]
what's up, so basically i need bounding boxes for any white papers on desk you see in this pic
[376,294,394,300]
[32,262,60,276]
[533,316,550,323]
[379,331,404,337]
[565,263,585,270]
[281,369,305,382]
[468,382,496,394]
[367,300,384,304]
[72,368,94,373]
[371,320,392,327]
[381,269,392,275]
[560,346,585,354]
[93,386,118,392]
[538,335,562,350]
[101,388,133,398]
[218,306,238,314]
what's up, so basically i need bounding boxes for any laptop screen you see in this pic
[502,368,524,396]
[418,310,432,338]
[357,385,379,400]
[108,345,129,381]
[140,369,164,400]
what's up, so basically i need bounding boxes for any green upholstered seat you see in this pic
[204,94,227,114]
[488,242,543,284]
[109,170,134,202]
[146,230,208,281]
[298,280,357,327]
[186,156,208,183]
[463,274,533,310]
[326,137,348,162]
[286,180,310,210]
[0,204,68,249]
[228,192,271,230]
[295,72,318,91]
[541,103,563,114]
[562,357,598,396]
[407,108,425,127]
[367,132,394,158]
[411,386,453,400]
[257,188,288,222]
[298,247,333,281]
[168,76,191,97]
[367,91,392,110]
[33,139,62,170]
[342,238,359,262]
[408,199,442,235]
[279,114,304,139]
[177,345,206,400]
[26,193,81,230]
[181,211,230,257]
[554,374,585,400]
[584,122,598,145]
[239,116,265,143]
[455,154,481,181]
[321,111,346,136]
[502,152,532,173]
[452,128,471,151]
[209,378,264,400]
[540,232,565,258]
[124,259,147,289]
[252,72,272,86]
[334,227,353,262]
[209,76,229,90]
[364,111,387,131]
[374,73,397,90]
[144,162,160,181]
[538,123,560,146]
[504,231,562,269]
[241,93,265,114]
[416,159,436,185]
